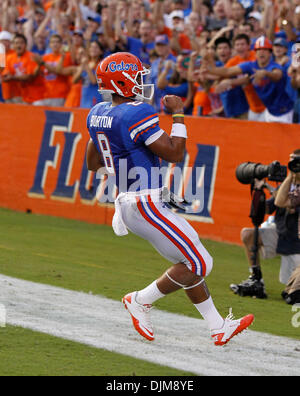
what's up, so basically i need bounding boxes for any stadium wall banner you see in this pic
[0,103,298,245]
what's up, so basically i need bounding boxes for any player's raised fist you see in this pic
[162,95,184,114]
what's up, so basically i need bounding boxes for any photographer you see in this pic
[232,150,300,301]
[275,149,300,303]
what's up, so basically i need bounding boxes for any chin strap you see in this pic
[110,80,124,96]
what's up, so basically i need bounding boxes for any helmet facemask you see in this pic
[98,67,154,101]
[131,68,154,101]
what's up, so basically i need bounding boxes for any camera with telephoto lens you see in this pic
[236,161,287,184]
[288,155,300,173]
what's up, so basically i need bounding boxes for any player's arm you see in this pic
[86,139,104,172]
[214,74,250,94]
[202,52,242,78]
[9,73,35,82]
[147,96,186,163]
[205,64,243,79]
[252,68,282,83]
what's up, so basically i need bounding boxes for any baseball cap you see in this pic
[16,17,28,24]
[169,10,184,20]
[0,31,13,41]
[155,34,169,45]
[88,15,101,25]
[254,36,273,50]
[273,37,288,48]
[248,11,262,21]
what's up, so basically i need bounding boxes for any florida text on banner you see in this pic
[0,104,298,244]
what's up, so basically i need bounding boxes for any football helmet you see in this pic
[96,52,154,100]
[254,36,273,50]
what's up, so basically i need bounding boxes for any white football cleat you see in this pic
[122,291,155,341]
[211,309,254,346]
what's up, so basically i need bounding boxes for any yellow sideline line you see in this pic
[0,247,149,278]
[32,252,149,278]
[0,245,15,251]
[33,252,106,270]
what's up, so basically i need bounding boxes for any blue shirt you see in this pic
[283,60,297,102]
[127,37,155,67]
[216,60,249,117]
[31,45,47,56]
[219,89,249,117]
[80,69,103,109]
[150,54,177,112]
[161,82,193,115]
[87,101,162,191]
[239,60,294,115]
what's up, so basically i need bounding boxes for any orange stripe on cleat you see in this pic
[122,293,155,341]
[131,316,154,341]
[213,314,254,346]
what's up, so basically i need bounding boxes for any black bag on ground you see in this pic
[282,266,300,304]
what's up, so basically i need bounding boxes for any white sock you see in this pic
[194,296,224,330]
[136,281,165,305]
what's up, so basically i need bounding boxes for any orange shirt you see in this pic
[3,50,44,103]
[164,27,192,52]
[1,49,19,100]
[192,83,212,116]
[23,59,45,103]
[225,52,265,113]
[44,1,53,11]
[17,6,25,16]
[64,77,82,108]
[42,52,72,99]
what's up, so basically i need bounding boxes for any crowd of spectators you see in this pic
[1,0,300,123]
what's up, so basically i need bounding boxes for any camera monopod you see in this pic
[249,183,266,280]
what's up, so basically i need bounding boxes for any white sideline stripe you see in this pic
[0,274,299,376]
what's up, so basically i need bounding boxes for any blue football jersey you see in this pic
[239,60,294,116]
[87,101,163,192]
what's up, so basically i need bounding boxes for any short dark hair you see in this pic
[202,0,213,13]
[215,37,232,49]
[241,22,254,32]
[50,34,63,43]
[13,33,27,45]
[233,33,250,45]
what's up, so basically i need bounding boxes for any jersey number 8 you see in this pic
[96,133,116,175]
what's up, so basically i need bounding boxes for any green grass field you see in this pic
[0,207,298,376]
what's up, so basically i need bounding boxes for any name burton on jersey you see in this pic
[90,115,113,129]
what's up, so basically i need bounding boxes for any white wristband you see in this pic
[171,123,187,139]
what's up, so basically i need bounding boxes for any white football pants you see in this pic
[115,191,213,277]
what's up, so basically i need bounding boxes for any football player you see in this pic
[86,52,254,346]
